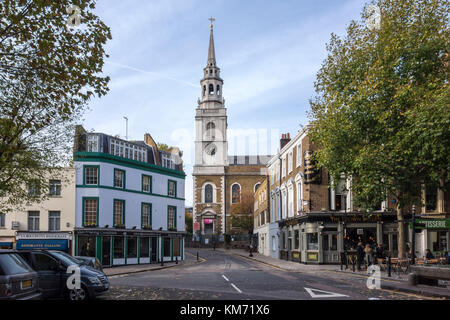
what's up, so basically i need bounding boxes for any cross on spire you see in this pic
[209,17,215,29]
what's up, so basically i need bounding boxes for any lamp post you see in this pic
[342,187,348,268]
[411,205,416,265]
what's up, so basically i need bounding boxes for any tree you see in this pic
[0,0,111,209]
[185,210,193,234]
[230,193,254,234]
[309,0,449,258]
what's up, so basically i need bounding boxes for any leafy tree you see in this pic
[185,210,193,234]
[231,193,254,234]
[0,0,111,209]
[309,0,449,258]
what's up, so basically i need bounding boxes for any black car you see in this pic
[16,250,109,300]
[0,250,42,300]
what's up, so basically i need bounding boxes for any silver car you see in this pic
[0,250,42,300]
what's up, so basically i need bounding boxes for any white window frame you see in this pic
[87,135,99,152]
[297,144,302,167]
[288,151,293,173]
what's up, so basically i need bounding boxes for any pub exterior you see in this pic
[73,126,186,267]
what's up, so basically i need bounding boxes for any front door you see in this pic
[102,236,111,267]
[151,237,158,263]
[323,233,339,263]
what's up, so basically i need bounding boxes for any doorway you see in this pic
[322,233,339,263]
[151,237,158,263]
[102,236,111,267]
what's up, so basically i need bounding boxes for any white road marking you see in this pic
[304,287,349,299]
[231,283,242,294]
[222,275,229,282]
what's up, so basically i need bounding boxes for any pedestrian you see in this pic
[356,242,364,271]
[364,244,373,268]
[376,243,384,264]
[425,249,434,260]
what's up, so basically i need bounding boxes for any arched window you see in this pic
[203,85,206,96]
[205,184,213,203]
[206,122,215,140]
[232,184,241,204]
[209,84,214,95]
[216,85,220,96]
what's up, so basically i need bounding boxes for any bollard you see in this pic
[161,258,164,266]
[345,252,348,270]
[340,253,343,271]
[176,256,178,264]
[387,255,391,278]
[197,251,199,262]
[352,257,356,272]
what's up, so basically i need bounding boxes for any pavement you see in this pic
[216,247,450,299]
[103,248,448,300]
[103,251,203,277]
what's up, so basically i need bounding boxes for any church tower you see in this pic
[194,19,228,175]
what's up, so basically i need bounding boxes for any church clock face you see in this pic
[204,143,217,156]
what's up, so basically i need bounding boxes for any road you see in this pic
[105,249,433,300]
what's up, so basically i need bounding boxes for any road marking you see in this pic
[222,275,229,282]
[231,283,242,294]
[304,287,349,299]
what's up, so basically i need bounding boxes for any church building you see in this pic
[193,20,271,240]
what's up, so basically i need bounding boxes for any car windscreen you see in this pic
[49,251,83,267]
[0,253,34,275]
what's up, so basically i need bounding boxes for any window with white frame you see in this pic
[276,163,280,181]
[162,154,175,169]
[282,158,286,178]
[28,211,40,231]
[297,180,303,214]
[297,144,302,167]
[87,135,99,152]
[114,169,125,189]
[113,200,125,226]
[84,166,98,185]
[110,138,147,163]
[83,198,98,226]
[168,206,176,229]
[142,175,151,193]
[49,179,61,196]
[48,211,60,231]
[288,151,293,173]
[168,180,177,197]
[288,186,294,217]
[141,203,152,228]
[0,213,5,228]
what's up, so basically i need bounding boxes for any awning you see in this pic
[16,239,69,251]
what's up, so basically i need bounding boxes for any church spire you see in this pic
[207,17,216,67]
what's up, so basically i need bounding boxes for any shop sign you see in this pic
[410,219,450,230]
[204,219,213,224]
[329,214,382,223]
[16,232,72,240]
[293,252,300,260]
[16,239,68,250]
[194,222,200,231]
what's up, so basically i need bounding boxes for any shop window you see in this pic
[140,237,150,258]
[430,231,447,252]
[307,233,318,250]
[114,237,124,259]
[163,238,171,257]
[78,236,96,257]
[294,230,299,249]
[425,186,437,211]
[127,237,137,258]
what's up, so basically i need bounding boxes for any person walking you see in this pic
[356,242,365,271]
[425,249,434,260]
[376,243,384,264]
[364,244,373,269]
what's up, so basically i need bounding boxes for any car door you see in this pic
[31,252,61,298]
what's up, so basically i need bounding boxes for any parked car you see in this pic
[0,250,42,300]
[75,256,103,272]
[16,250,109,300]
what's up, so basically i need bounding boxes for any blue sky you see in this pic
[85,0,367,206]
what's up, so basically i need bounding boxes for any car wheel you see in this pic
[68,286,89,301]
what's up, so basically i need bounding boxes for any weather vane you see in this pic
[209,17,215,29]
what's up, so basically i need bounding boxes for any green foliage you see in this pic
[0,0,111,209]
[185,211,193,233]
[309,0,449,256]
[231,193,254,233]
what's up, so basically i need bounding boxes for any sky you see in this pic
[84,0,368,206]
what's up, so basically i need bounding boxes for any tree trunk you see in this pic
[396,205,406,258]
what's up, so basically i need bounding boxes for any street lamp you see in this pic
[411,205,416,265]
[342,187,349,268]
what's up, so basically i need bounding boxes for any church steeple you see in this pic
[200,17,223,106]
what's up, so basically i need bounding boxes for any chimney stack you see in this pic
[280,133,291,150]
